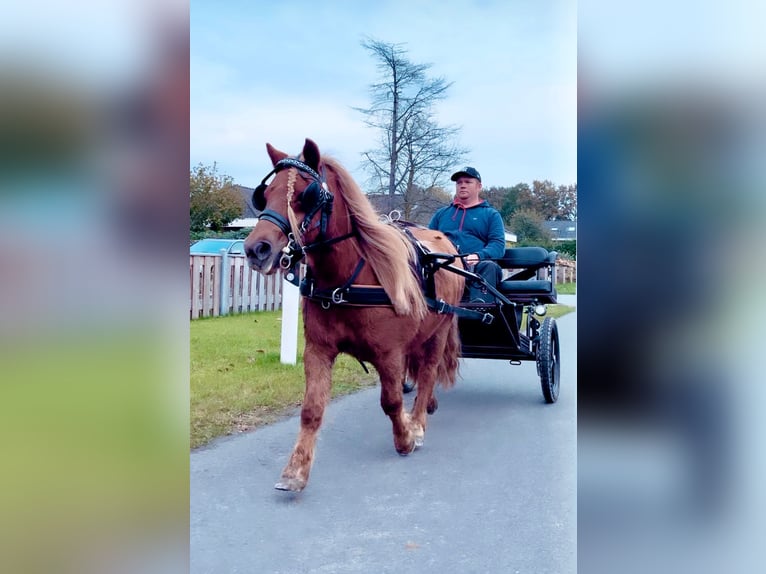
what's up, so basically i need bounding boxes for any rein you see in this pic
[255,160,491,322]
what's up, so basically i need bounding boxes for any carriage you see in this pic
[244,138,563,491]
[403,244,561,404]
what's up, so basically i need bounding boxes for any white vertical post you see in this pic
[219,249,229,316]
[280,276,300,364]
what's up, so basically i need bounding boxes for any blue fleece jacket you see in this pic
[428,200,506,260]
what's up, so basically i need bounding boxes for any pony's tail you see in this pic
[436,316,461,389]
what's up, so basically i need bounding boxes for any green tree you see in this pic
[502,183,529,222]
[557,183,577,220]
[190,163,244,232]
[556,239,577,260]
[498,181,576,222]
[508,208,552,246]
[482,183,529,223]
[481,185,506,211]
[530,180,560,220]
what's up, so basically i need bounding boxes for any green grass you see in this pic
[541,303,575,319]
[191,312,379,448]
[556,282,576,295]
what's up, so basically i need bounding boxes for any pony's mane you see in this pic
[322,156,427,319]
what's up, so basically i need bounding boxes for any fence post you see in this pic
[219,249,229,316]
[280,275,300,365]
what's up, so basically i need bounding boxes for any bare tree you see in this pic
[356,38,467,214]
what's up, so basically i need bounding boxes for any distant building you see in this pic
[224,185,259,229]
[542,220,577,241]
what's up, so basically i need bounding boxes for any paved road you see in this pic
[191,301,576,574]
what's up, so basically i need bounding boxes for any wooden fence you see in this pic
[190,254,576,320]
[190,255,283,319]
[555,258,577,283]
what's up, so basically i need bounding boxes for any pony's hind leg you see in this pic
[409,367,438,447]
[408,328,456,446]
[275,344,335,492]
[376,356,416,455]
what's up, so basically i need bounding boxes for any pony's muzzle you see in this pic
[245,240,276,272]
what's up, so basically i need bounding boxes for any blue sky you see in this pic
[191,0,576,190]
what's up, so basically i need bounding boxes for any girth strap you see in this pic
[300,278,494,323]
[300,281,394,307]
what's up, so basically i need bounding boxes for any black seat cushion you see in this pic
[499,279,554,295]
[496,247,552,269]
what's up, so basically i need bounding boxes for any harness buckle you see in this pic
[279,235,304,270]
[331,288,347,305]
[279,252,293,270]
[481,313,494,325]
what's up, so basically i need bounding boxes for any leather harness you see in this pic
[255,159,493,324]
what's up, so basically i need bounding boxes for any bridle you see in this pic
[252,157,354,272]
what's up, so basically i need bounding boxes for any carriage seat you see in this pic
[496,246,554,269]
[495,247,558,304]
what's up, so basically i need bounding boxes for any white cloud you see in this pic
[191,94,376,186]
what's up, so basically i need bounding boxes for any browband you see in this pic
[274,157,321,181]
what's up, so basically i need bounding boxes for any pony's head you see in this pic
[244,138,330,274]
[244,138,428,318]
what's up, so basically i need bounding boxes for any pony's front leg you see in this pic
[275,344,335,492]
[377,358,416,455]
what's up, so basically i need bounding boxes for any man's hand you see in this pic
[465,253,480,267]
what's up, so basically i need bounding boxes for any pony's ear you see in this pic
[302,138,321,172]
[266,143,287,167]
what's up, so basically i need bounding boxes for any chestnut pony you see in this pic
[244,139,464,492]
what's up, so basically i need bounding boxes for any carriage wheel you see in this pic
[402,379,416,394]
[536,317,560,403]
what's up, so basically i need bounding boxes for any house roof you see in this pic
[235,185,259,218]
[226,218,259,228]
[542,220,577,240]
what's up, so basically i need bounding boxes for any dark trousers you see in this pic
[465,260,503,303]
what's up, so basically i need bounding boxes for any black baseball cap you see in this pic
[450,166,481,182]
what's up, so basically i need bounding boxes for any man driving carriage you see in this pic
[429,166,506,303]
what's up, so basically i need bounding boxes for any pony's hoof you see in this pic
[396,441,416,456]
[412,425,425,448]
[275,477,306,492]
[427,397,438,414]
